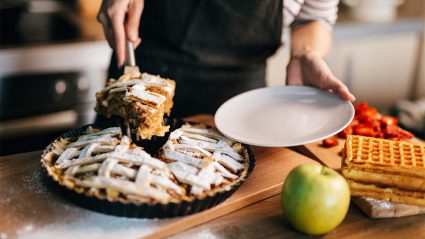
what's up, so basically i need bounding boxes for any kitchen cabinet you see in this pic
[0,3,111,155]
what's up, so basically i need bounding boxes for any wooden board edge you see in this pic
[142,185,283,239]
[290,146,326,166]
[352,197,425,219]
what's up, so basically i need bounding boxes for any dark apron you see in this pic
[108,0,283,117]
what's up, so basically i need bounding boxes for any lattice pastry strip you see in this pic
[158,124,249,196]
[51,127,183,203]
[43,124,250,206]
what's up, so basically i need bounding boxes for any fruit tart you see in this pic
[95,71,175,140]
[41,122,254,218]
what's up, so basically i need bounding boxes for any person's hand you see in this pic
[286,52,356,102]
[97,0,144,67]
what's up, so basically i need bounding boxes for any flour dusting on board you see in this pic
[21,170,50,195]
[2,166,172,239]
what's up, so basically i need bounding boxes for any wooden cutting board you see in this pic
[295,137,425,171]
[294,137,425,218]
[0,115,318,239]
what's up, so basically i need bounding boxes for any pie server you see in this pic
[124,40,140,73]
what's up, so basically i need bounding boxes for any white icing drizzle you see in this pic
[212,161,238,179]
[65,134,116,149]
[54,126,181,203]
[100,80,169,93]
[141,73,173,92]
[162,149,207,169]
[66,163,101,176]
[124,88,165,106]
[54,124,246,202]
[131,84,146,92]
[168,162,199,175]
[79,143,100,159]
[82,127,121,139]
[173,144,212,157]
[162,124,246,196]
[99,158,118,177]
[77,176,170,203]
[135,102,156,114]
[55,148,79,166]
[168,165,210,190]
[212,151,244,173]
[109,87,128,93]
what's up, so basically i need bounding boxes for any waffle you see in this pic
[349,181,425,207]
[95,72,175,140]
[342,135,425,206]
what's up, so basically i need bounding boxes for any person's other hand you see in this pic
[97,0,144,67]
[286,52,355,102]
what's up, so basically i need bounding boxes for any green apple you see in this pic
[281,163,350,235]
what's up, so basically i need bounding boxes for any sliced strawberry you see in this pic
[355,102,368,113]
[380,116,398,127]
[354,125,375,137]
[322,137,339,148]
[358,107,378,120]
[337,125,353,139]
[398,128,414,139]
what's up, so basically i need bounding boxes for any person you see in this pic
[97,0,355,117]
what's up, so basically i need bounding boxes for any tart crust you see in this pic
[41,123,252,208]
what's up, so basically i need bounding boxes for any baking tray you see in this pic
[41,117,255,218]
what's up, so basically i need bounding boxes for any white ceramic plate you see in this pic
[214,86,354,147]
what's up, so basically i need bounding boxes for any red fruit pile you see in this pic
[322,102,414,148]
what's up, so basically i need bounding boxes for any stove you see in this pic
[0,1,111,155]
[0,12,80,47]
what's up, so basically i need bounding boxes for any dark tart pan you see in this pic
[41,118,255,218]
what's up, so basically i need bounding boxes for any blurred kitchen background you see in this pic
[0,0,424,155]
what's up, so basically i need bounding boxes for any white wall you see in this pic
[265,19,425,111]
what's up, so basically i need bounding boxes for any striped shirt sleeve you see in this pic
[284,0,339,29]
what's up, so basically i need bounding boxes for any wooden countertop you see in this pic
[172,192,425,239]
[1,115,424,239]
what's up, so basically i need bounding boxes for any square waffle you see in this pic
[95,72,175,140]
[342,135,425,206]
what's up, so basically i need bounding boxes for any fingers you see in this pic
[133,37,142,48]
[97,1,115,48]
[326,75,356,102]
[97,0,144,67]
[126,0,144,42]
[286,58,303,85]
[98,12,115,48]
[108,3,127,67]
[302,55,356,102]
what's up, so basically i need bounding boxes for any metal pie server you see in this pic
[124,40,140,73]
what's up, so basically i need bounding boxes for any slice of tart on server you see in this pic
[95,72,175,140]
